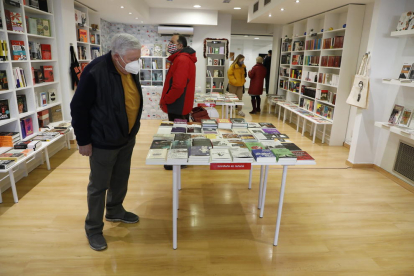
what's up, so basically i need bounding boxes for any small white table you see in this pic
[147,159,315,249]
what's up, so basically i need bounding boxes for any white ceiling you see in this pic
[77,0,255,23]
[248,0,376,24]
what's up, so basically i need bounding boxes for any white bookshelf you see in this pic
[276,4,365,146]
[74,1,101,63]
[0,0,63,140]
[139,56,167,87]
[205,39,227,93]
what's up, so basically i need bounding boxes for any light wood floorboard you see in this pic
[0,97,413,275]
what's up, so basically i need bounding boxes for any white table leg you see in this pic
[313,124,317,144]
[177,168,181,210]
[172,165,179,249]
[289,111,292,124]
[66,134,71,149]
[283,109,287,124]
[296,116,300,132]
[274,165,288,246]
[178,168,182,191]
[258,165,264,209]
[259,166,270,218]
[44,148,51,171]
[0,186,3,203]
[302,118,306,136]
[322,125,327,144]
[9,170,18,203]
[248,167,253,190]
[278,106,282,121]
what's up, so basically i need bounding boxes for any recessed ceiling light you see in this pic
[194,5,201,8]
[281,8,284,11]
[269,14,272,17]
[129,12,132,14]
[135,17,138,19]
[141,21,144,23]
[234,7,241,10]
[254,37,259,40]
[244,35,248,37]
[120,6,124,8]
[296,0,300,2]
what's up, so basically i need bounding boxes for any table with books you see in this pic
[277,101,332,143]
[146,118,316,249]
[0,123,72,204]
[194,92,244,119]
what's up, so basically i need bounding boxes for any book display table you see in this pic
[194,93,245,119]
[277,102,332,143]
[146,121,316,249]
[0,134,69,204]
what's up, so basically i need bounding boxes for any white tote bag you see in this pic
[346,53,371,109]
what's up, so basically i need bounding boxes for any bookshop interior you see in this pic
[0,0,414,274]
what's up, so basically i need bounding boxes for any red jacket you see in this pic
[248,63,267,95]
[160,47,197,115]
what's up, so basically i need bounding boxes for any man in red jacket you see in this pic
[160,34,197,122]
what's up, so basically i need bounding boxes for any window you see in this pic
[253,1,259,12]
[264,0,271,6]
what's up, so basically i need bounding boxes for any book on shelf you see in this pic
[0,41,8,61]
[29,42,42,60]
[39,91,48,107]
[399,63,412,79]
[153,44,162,57]
[74,9,86,26]
[13,67,28,88]
[17,94,28,114]
[29,0,39,9]
[397,11,414,31]
[77,46,87,60]
[38,0,48,12]
[10,40,27,60]
[78,29,88,42]
[291,55,303,65]
[41,44,52,60]
[292,41,304,51]
[398,108,412,127]
[0,99,10,120]
[21,116,34,138]
[388,104,404,125]
[0,71,8,90]
[38,110,49,127]
[41,66,54,82]
[305,38,322,50]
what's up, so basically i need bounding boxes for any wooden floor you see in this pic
[1,97,414,276]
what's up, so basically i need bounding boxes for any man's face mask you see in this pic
[117,55,140,74]
[168,42,178,54]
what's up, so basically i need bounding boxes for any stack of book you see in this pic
[13,67,28,88]
[189,146,210,163]
[0,160,15,169]
[201,119,217,128]
[167,149,188,164]
[32,131,60,142]
[210,149,232,163]
[0,132,20,147]
[217,119,232,129]
[186,124,202,133]
[259,122,276,129]
[252,149,276,163]
[146,149,168,164]
[14,140,42,151]
[240,134,257,142]
[230,148,254,163]
[231,118,248,128]
[211,139,230,149]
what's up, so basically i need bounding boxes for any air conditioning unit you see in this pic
[157,26,194,36]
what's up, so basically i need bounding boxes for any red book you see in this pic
[23,117,34,137]
[5,10,12,31]
[334,56,342,67]
[321,56,328,67]
[41,66,54,82]
[31,67,35,84]
[291,151,314,161]
[323,38,331,49]
[327,56,335,67]
[78,29,87,42]
[40,44,52,60]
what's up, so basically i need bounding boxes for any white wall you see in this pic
[148,8,218,26]
[348,0,410,165]
[231,19,273,35]
[193,13,232,91]
[230,38,273,88]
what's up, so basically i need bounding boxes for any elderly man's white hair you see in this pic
[111,33,141,56]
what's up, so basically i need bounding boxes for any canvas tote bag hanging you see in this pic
[70,45,82,90]
[346,52,371,109]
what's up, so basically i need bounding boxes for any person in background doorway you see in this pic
[227,54,247,117]
[263,50,272,95]
[248,56,267,114]
[160,33,197,170]
[70,33,143,251]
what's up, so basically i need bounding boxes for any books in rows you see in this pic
[20,117,34,139]
[271,148,297,163]
[211,139,230,148]
[206,46,225,55]
[78,46,87,60]
[0,70,8,90]
[0,41,9,61]
[29,42,52,60]
[91,47,101,60]
[388,104,413,128]
[5,10,23,33]
[27,0,49,12]
[210,149,232,163]
[173,119,187,127]
[292,41,304,51]
[300,98,315,113]
[13,67,28,88]
[230,148,254,162]
[0,99,10,121]
[217,119,232,129]
[74,9,87,26]
[146,149,168,164]
[150,140,171,149]
[318,73,339,87]
[291,55,303,65]
[14,140,42,150]
[316,103,334,120]
[322,36,344,49]
[305,38,322,50]
[90,33,101,45]
[17,94,28,114]
[320,56,342,68]
[252,149,275,163]
[189,146,210,163]
[27,17,51,37]
[304,56,320,66]
[0,160,15,169]
[201,119,218,127]
[230,118,247,128]
[0,131,20,147]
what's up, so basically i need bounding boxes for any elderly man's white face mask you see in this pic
[118,55,140,74]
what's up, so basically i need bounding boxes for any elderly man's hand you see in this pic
[79,144,92,157]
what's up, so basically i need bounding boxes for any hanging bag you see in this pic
[70,45,82,89]
[346,53,371,109]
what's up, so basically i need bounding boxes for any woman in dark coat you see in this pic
[248,56,267,114]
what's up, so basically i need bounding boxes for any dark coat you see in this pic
[160,47,197,115]
[248,63,267,96]
[70,52,143,149]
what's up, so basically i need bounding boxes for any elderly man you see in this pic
[70,33,143,251]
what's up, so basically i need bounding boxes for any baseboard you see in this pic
[345,160,374,168]
[373,165,414,194]
[343,142,351,149]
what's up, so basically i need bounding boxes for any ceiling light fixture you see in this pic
[141,21,144,23]
[129,12,132,14]
[120,6,124,8]
[281,8,284,11]
[296,0,300,2]
[135,17,138,19]
[244,35,248,37]
[254,37,259,39]
[269,14,272,17]
[194,5,201,8]
[234,7,241,10]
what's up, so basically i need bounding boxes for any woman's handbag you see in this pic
[70,45,82,90]
[346,53,371,109]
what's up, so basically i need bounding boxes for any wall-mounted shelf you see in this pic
[382,79,414,88]
[375,122,414,141]
[390,29,414,37]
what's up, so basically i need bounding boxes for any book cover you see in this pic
[48,88,56,103]
[271,148,297,161]
[5,10,12,31]
[153,44,162,57]
[259,122,276,128]
[10,40,27,60]
[36,18,44,36]
[397,11,413,31]
[0,152,24,160]
[245,142,264,151]
[210,149,232,162]
[281,143,301,151]
[39,92,48,106]
[190,146,210,157]
[23,117,34,136]
[171,127,186,134]
[0,160,15,169]
[11,12,23,33]
[192,139,212,147]
[398,108,412,127]
[186,126,201,133]
[146,149,167,161]
[0,99,10,120]
[90,34,95,44]
[41,65,53,82]
[150,140,171,149]
[388,104,404,124]
[399,63,411,79]
[167,149,188,160]
[17,94,28,113]
[171,140,191,149]
[78,29,87,42]
[40,44,51,60]
[174,133,191,141]
[252,149,275,162]
[0,70,8,90]
[292,151,315,161]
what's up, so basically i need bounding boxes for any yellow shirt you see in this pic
[116,68,140,133]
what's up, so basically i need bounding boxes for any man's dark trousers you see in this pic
[85,138,136,236]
